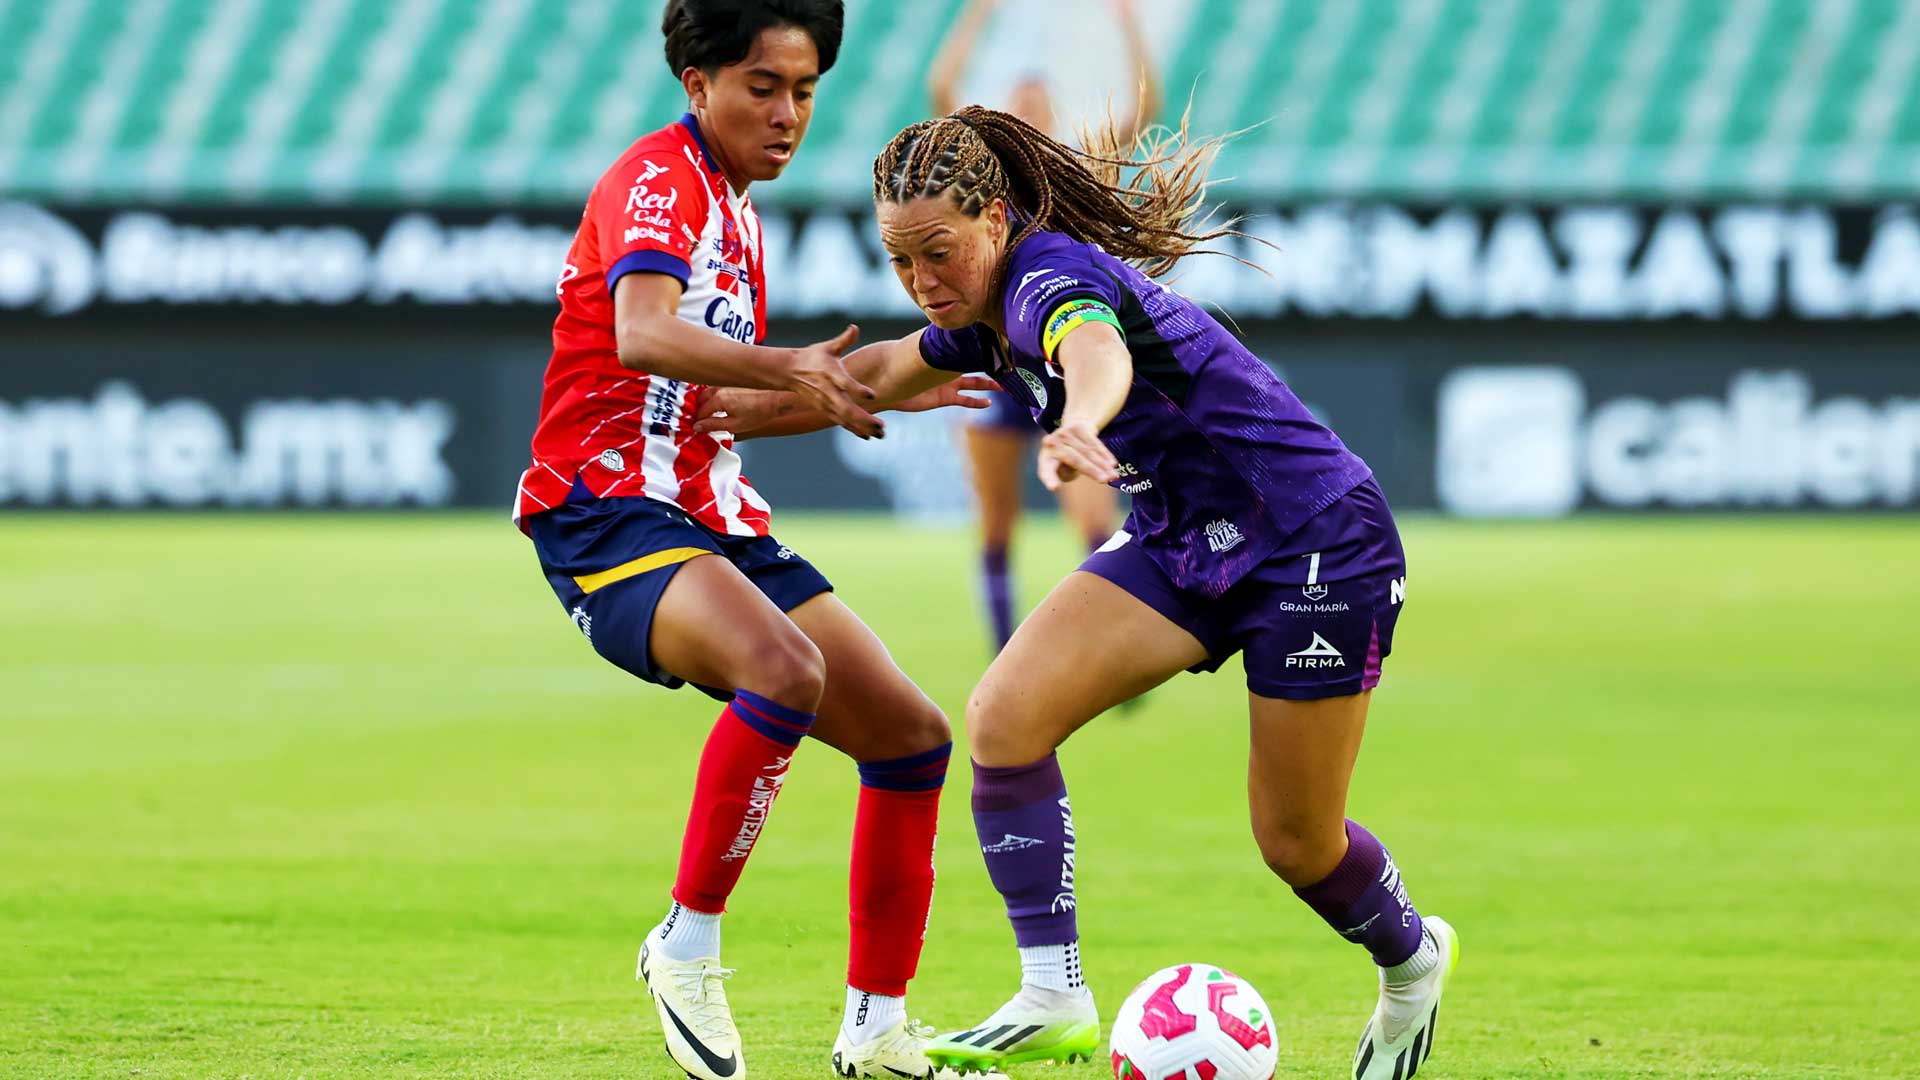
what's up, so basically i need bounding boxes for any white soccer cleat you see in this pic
[639,929,745,1080]
[1353,915,1460,1080]
[831,1018,938,1078]
[925,984,1100,1072]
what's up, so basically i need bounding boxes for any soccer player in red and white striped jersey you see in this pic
[514,4,994,1077]
[516,102,783,534]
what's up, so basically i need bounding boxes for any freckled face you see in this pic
[876,195,1009,329]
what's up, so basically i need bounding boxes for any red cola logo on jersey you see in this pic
[625,182,678,219]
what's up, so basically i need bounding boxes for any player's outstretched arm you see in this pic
[1038,320,1131,490]
[694,330,996,439]
[613,273,885,438]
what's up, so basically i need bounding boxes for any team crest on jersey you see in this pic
[715,218,745,264]
[708,220,756,302]
[1017,367,1049,409]
[598,448,627,472]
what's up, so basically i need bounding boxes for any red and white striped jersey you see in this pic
[515,114,772,536]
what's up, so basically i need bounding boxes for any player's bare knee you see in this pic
[1254,821,1340,887]
[905,696,953,752]
[743,631,826,713]
[866,698,952,763]
[965,682,1037,767]
[849,687,952,761]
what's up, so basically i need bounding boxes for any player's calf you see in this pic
[670,690,817,914]
[1288,821,1458,1079]
[1291,820,1427,970]
[928,752,1099,1072]
[844,742,950,1055]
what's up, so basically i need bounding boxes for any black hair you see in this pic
[661,0,844,77]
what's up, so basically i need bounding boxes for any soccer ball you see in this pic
[1109,963,1277,1080]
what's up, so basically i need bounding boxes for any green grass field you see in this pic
[3,513,1916,1080]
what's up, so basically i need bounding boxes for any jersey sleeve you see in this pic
[1002,240,1126,362]
[917,324,990,373]
[595,151,710,295]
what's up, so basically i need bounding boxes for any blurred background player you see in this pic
[514,2,991,1076]
[927,0,1160,653]
[846,107,1454,1078]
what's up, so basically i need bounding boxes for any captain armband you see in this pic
[1040,298,1124,361]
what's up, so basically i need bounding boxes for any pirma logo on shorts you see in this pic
[1286,633,1346,668]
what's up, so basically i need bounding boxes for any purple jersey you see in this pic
[920,230,1372,597]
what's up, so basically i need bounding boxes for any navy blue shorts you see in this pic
[970,388,1039,433]
[1080,477,1407,700]
[527,487,832,698]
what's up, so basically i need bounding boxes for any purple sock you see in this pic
[981,546,1015,649]
[1292,820,1425,967]
[971,754,1077,947]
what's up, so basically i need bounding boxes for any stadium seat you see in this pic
[3,0,1919,204]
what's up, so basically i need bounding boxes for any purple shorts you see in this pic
[1081,476,1407,700]
[970,387,1039,433]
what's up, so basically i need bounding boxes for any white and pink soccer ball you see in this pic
[1109,963,1278,1080]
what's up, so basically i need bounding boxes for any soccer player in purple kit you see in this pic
[702,103,1462,1079]
[876,108,1459,1079]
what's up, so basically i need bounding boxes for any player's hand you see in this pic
[1038,418,1120,491]
[891,375,1001,414]
[788,324,884,439]
[692,386,794,434]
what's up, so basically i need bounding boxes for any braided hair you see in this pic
[872,103,1237,292]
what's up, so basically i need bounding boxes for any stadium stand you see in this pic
[1,0,1917,205]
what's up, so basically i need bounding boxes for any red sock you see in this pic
[671,690,816,913]
[847,743,950,996]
